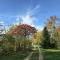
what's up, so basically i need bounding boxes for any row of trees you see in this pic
[41,16,60,49]
[0,16,60,54]
[0,24,37,52]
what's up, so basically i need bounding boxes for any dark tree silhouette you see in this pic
[42,27,50,48]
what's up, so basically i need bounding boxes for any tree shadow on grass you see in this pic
[43,49,60,60]
[0,51,30,60]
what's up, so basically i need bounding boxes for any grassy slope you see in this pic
[43,49,60,60]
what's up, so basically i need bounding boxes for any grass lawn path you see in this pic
[24,52,33,60]
[38,47,44,60]
[24,47,44,60]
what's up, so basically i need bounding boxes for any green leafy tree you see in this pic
[2,34,16,51]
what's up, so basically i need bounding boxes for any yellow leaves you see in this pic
[56,26,60,38]
[32,31,43,45]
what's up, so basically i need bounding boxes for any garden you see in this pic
[0,16,60,60]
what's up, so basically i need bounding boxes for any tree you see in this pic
[54,26,60,49]
[8,24,37,50]
[43,16,60,49]
[8,24,36,37]
[46,16,57,48]
[32,31,43,45]
[42,27,50,48]
[2,34,16,51]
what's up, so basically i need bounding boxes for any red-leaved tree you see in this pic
[9,24,37,37]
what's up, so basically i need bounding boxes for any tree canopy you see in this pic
[8,24,37,36]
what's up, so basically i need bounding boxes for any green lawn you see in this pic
[30,50,39,60]
[0,51,30,60]
[43,49,60,60]
[0,49,60,60]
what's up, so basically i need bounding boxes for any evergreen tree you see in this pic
[42,27,50,48]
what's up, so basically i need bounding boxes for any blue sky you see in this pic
[0,0,60,30]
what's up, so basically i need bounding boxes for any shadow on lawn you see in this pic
[0,50,30,60]
[43,49,60,60]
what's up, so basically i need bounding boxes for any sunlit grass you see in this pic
[30,50,39,60]
[43,49,60,60]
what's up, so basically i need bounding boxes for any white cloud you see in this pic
[0,21,4,24]
[26,4,40,15]
[16,17,20,21]
[13,16,22,25]
[21,15,35,26]
[14,4,43,31]
[21,15,43,31]
[36,25,44,31]
[16,16,22,21]
[33,4,40,10]
[15,4,40,26]
[13,14,44,31]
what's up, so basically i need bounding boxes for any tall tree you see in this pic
[54,26,60,49]
[42,27,50,48]
[46,16,57,48]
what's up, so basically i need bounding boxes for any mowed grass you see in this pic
[42,49,60,60]
[0,51,29,60]
[30,50,39,60]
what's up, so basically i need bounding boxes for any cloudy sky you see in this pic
[0,0,60,30]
